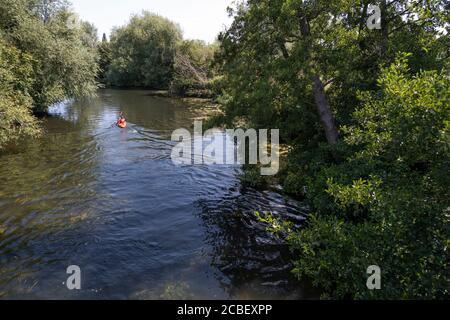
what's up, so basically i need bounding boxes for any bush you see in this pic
[239,166,268,189]
[262,56,450,299]
[283,172,305,198]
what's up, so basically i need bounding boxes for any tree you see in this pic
[80,21,98,48]
[107,11,182,88]
[216,0,449,148]
[0,0,99,148]
[98,35,111,84]
[285,56,449,299]
[0,0,99,110]
[0,35,41,149]
[221,0,449,298]
[170,40,217,95]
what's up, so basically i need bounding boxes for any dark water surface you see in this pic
[0,89,315,299]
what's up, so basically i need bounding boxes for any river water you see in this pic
[0,89,315,299]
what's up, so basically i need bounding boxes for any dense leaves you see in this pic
[103,13,218,94]
[0,36,40,148]
[215,0,448,141]
[289,60,449,298]
[215,0,449,298]
[170,40,218,96]
[106,12,182,89]
[0,0,99,149]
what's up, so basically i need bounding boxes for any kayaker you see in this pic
[117,112,127,128]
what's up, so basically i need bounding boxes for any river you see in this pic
[0,89,315,299]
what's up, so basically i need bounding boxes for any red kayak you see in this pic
[117,119,127,128]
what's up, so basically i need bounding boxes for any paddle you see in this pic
[109,121,118,128]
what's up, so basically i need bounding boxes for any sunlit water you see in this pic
[0,89,316,299]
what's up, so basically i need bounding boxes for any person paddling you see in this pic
[117,112,127,128]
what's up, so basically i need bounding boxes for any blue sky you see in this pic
[70,0,234,43]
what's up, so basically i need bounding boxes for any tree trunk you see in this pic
[298,11,340,146]
[312,75,339,145]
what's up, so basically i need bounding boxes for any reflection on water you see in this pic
[0,89,315,299]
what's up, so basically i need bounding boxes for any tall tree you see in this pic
[107,11,182,88]
[216,0,448,148]
[98,34,111,84]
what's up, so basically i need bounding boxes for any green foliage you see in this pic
[286,59,450,299]
[255,211,293,235]
[170,40,217,96]
[217,0,449,299]
[29,0,70,22]
[104,14,218,95]
[326,176,382,218]
[97,34,111,84]
[344,54,450,165]
[287,215,385,299]
[239,165,268,189]
[0,0,99,148]
[106,11,182,88]
[0,36,41,148]
[216,0,448,137]
[282,172,305,198]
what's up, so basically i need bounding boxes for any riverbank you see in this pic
[144,89,223,124]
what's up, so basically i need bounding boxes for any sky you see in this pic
[70,0,234,43]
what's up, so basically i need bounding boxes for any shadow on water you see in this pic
[0,115,104,298]
[198,186,319,300]
[0,89,316,299]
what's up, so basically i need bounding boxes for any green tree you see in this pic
[219,0,449,299]
[1,0,99,110]
[0,36,41,149]
[262,56,449,299]
[170,40,217,96]
[80,21,98,49]
[216,0,448,147]
[0,0,99,148]
[97,33,111,84]
[107,11,182,88]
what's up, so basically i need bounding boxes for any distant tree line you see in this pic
[98,11,218,96]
